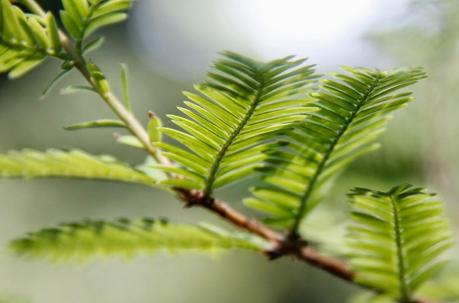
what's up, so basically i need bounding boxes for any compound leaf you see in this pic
[0,149,155,186]
[346,185,453,301]
[10,218,268,261]
[246,67,426,231]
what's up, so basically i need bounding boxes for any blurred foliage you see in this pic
[344,1,459,301]
[418,271,459,302]
[349,270,459,303]
[10,218,267,261]
[366,0,459,204]
[0,149,156,185]
[347,185,453,300]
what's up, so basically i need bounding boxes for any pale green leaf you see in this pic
[60,85,96,95]
[116,135,143,149]
[0,149,155,186]
[10,218,269,261]
[64,119,126,130]
[82,36,105,55]
[147,112,162,143]
[41,68,74,100]
[120,62,131,111]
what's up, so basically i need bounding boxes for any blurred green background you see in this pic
[0,0,458,302]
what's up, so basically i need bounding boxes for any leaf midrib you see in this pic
[289,75,382,235]
[389,194,410,302]
[203,74,264,198]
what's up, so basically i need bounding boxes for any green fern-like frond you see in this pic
[10,218,268,261]
[0,0,62,78]
[347,185,453,301]
[245,67,426,231]
[159,51,318,196]
[0,149,155,186]
[60,0,133,42]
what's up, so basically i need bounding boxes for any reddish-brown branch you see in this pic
[210,199,283,241]
[177,188,356,283]
[179,189,283,243]
[293,246,355,281]
[177,189,432,303]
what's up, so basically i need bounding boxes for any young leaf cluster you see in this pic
[60,0,132,44]
[347,185,453,302]
[0,0,62,78]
